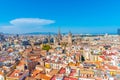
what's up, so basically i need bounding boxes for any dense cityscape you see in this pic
[0,30,119,80]
[1,0,120,80]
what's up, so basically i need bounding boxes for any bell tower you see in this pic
[68,31,72,45]
[58,28,62,40]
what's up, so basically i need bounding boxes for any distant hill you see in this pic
[1,32,117,35]
[24,32,57,35]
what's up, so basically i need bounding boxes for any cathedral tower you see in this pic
[68,31,72,45]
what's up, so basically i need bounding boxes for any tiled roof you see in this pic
[35,73,51,80]
[32,69,41,77]
[59,68,65,74]
[63,77,77,80]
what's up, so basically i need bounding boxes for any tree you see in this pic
[81,55,85,62]
[42,44,51,51]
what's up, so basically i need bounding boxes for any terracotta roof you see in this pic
[99,56,106,60]
[51,75,56,80]
[8,70,29,78]
[63,77,77,80]
[59,68,65,74]
[106,64,119,70]
[32,70,41,77]
[35,73,51,80]
[95,77,103,80]
[0,71,3,75]
[17,60,25,66]
[48,69,59,77]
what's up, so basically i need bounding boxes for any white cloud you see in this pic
[10,18,55,26]
[0,18,55,33]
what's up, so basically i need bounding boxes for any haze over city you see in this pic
[0,0,120,34]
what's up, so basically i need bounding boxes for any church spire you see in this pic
[69,30,72,36]
[58,27,61,35]
[68,30,72,45]
[48,32,51,44]
[58,27,62,40]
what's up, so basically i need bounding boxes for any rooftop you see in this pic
[8,69,29,79]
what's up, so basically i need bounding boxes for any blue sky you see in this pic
[0,0,120,34]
